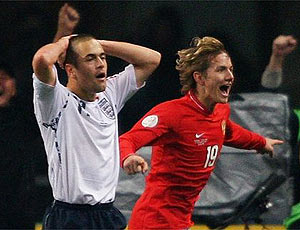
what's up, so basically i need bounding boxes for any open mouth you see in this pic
[96,73,106,79]
[219,85,231,96]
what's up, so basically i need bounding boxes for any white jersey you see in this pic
[33,64,141,205]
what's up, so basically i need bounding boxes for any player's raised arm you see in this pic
[53,3,80,43]
[32,36,71,86]
[99,40,161,87]
[261,35,297,89]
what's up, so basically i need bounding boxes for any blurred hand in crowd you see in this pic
[53,3,80,43]
[266,35,298,72]
[272,35,297,57]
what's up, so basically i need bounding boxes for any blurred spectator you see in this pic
[53,3,80,43]
[260,35,299,136]
[0,60,37,229]
[0,65,16,107]
[261,36,300,223]
[261,35,297,90]
[260,35,299,146]
[260,35,299,145]
[0,3,80,229]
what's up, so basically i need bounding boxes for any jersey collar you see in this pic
[188,90,213,114]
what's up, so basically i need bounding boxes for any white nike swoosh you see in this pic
[195,133,205,138]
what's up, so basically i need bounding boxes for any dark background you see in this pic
[1,1,300,129]
[0,0,300,225]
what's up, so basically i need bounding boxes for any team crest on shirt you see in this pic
[98,98,115,119]
[221,120,226,136]
[142,115,158,128]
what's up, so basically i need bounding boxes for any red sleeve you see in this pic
[224,119,266,150]
[119,102,175,167]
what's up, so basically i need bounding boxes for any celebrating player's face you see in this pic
[204,52,234,105]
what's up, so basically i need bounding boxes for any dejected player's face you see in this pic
[71,39,107,101]
[203,52,234,106]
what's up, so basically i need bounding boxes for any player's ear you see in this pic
[65,64,76,79]
[193,71,205,86]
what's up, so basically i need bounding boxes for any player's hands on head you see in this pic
[123,155,148,175]
[257,137,284,158]
[57,35,76,69]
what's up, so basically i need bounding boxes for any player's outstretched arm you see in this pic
[257,137,284,158]
[224,119,283,157]
[123,155,148,175]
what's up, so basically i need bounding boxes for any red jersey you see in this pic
[120,91,266,229]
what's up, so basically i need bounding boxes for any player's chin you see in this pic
[218,97,229,104]
[96,83,107,92]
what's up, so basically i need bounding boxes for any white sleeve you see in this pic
[105,64,145,113]
[261,66,283,89]
[32,65,67,123]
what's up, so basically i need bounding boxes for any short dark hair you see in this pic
[64,34,97,68]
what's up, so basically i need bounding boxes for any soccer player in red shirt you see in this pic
[119,36,283,230]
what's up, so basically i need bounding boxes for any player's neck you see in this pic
[194,89,216,112]
[67,83,97,102]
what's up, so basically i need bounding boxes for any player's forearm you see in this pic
[99,40,161,85]
[33,41,67,71]
[119,136,139,168]
[268,54,284,71]
[99,40,160,66]
[119,126,156,167]
[261,66,282,89]
[32,40,68,84]
[224,120,266,150]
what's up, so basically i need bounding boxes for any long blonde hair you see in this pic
[176,37,227,95]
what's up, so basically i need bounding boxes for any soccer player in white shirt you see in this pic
[32,34,161,229]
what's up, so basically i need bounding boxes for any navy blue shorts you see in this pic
[42,200,127,229]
